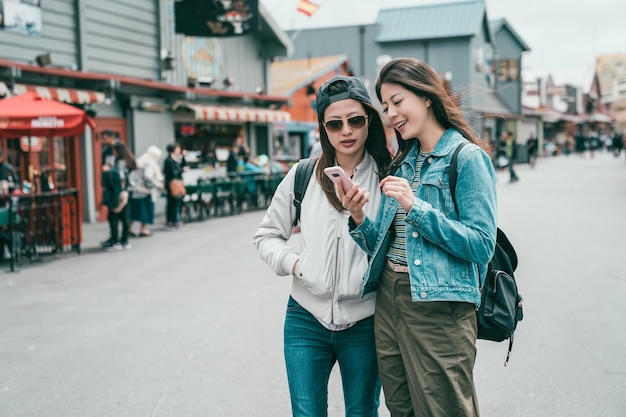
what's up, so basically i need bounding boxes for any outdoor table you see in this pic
[169,171,286,221]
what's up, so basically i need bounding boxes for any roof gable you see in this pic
[270,55,352,97]
[489,18,530,52]
[376,0,488,43]
[258,3,293,57]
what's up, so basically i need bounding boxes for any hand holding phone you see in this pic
[323,166,354,193]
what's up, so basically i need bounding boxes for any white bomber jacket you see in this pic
[253,153,383,326]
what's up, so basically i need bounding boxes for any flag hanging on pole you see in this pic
[297,0,319,17]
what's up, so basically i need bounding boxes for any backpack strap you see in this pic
[449,141,469,213]
[292,158,316,227]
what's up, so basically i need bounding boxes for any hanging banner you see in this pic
[0,0,43,37]
[175,0,258,37]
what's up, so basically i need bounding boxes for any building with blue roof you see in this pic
[285,0,534,157]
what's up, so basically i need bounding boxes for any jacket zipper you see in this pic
[331,212,342,324]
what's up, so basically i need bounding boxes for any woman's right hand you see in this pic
[338,183,370,226]
[380,176,414,213]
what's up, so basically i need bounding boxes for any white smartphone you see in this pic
[323,166,354,193]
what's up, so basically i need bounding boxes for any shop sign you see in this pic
[546,86,567,95]
[180,124,196,136]
[31,116,64,128]
[20,136,43,152]
[1,0,43,37]
[175,0,258,37]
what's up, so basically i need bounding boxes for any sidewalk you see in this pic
[2,151,626,417]
[80,214,168,251]
[5,212,216,272]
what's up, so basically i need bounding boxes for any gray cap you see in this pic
[316,75,371,118]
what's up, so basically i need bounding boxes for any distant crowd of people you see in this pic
[491,127,625,185]
[99,130,166,250]
[98,132,284,251]
[572,131,624,158]
[99,131,192,250]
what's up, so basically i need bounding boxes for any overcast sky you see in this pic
[261,0,626,88]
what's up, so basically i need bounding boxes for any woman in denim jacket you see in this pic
[339,58,497,417]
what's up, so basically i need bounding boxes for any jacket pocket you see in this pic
[293,256,333,299]
[421,173,454,217]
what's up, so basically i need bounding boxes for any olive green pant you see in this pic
[375,265,480,417]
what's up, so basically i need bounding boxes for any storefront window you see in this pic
[498,59,519,83]
[6,138,20,170]
[1,133,78,193]
[22,136,69,191]
[53,137,68,187]
[271,129,300,159]
[175,122,242,168]
[40,137,49,166]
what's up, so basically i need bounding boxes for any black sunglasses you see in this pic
[323,115,368,133]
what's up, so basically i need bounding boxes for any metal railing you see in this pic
[0,190,81,272]
[179,173,285,222]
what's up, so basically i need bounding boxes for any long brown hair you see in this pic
[375,57,479,174]
[113,142,137,171]
[317,79,392,211]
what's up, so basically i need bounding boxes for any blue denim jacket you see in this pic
[349,128,497,306]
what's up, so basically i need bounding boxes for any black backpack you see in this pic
[450,142,524,366]
[292,158,317,227]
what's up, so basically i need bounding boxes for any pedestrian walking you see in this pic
[339,57,497,417]
[163,143,184,230]
[101,142,136,251]
[526,132,538,168]
[503,130,519,182]
[612,131,623,157]
[129,145,164,237]
[253,75,392,417]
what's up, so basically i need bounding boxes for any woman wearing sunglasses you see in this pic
[253,75,391,416]
[339,58,497,416]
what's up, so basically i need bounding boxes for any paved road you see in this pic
[1,151,625,417]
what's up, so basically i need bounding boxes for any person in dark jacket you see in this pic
[526,132,538,168]
[0,148,18,194]
[163,143,185,230]
[101,142,136,251]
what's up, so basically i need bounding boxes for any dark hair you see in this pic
[317,79,392,211]
[166,143,179,154]
[375,57,481,174]
[101,129,117,138]
[113,142,136,171]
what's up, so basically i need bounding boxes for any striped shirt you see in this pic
[387,151,430,265]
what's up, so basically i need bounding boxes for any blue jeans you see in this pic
[284,296,381,417]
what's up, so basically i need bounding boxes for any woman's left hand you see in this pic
[380,176,414,213]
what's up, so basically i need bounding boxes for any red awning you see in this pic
[0,82,106,104]
[175,102,291,123]
[0,91,95,138]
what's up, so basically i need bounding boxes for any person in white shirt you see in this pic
[253,75,392,417]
